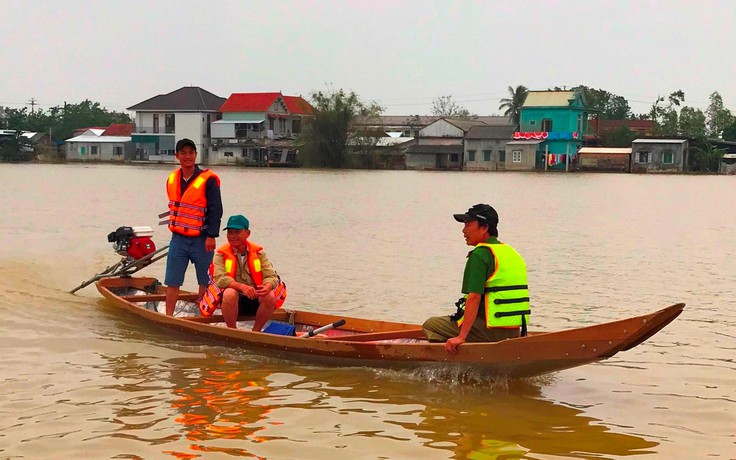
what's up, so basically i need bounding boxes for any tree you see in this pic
[299,88,383,168]
[650,90,685,136]
[578,87,632,120]
[1,100,131,143]
[600,126,637,147]
[431,95,476,120]
[689,137,725,172]
[678,107,706,138]
[498,85,528,125]
[705,91,735,137]
[723,121,736,141]
[0,130,34,162]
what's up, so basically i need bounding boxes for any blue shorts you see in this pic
[164,233,213,287]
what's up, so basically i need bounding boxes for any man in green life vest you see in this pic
[422,204,531,354]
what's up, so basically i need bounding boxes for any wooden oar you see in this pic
[322,328,426,342]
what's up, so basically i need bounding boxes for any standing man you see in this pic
[199,215,286,331]
[422,204,530,354]
[163,138,223,316]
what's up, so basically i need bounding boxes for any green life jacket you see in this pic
[457,242,531,330]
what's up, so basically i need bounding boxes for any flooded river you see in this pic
[0,163,734,459]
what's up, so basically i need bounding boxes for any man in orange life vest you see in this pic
[200,215,283,331]
[422,204,530,354]
[164,138,223,316]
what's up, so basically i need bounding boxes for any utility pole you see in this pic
[28,98,37,113]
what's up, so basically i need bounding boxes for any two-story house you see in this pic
[512,89,591,171]
[209,92,313,166]
[127,86,225,163]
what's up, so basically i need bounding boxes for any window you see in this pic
[293,119,302,134]
[114,146,123,156]
[91,146,99,155]
[483,150,492,161]
[529,120,536,126]
[662,150,674,164]
[467,150,476,162]
[577,114,583,133]
[450,154,459,162]
[541,119,552,132]
[499,150,506,162]
[512,150,522,163]
[638,151,649,163]
[165,114,175,133]
[153,114,159,133]
[235,123,248,138]
[224,151,234,157]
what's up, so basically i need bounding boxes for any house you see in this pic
[349,134,414,169]
[405,118,487,170]
[514,89,592,171]
[464,125,516,171]
[504,140,544,171]
[630,139,688,173]
[577,147,632,172]
[710,139,736,174]
[209,92,313,166]
[65,128,132,162]
[354,115,510,138]
[127,86,226,163]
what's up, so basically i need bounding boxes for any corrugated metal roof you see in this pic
[578,147,632,154]
[212,119,265,124]
[66,135,131,143]
[523,91,575,107]
[632,139,687,144]
[466,125,516,140]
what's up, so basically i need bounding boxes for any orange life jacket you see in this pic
[199,241,287,317]
[166,169,220,237]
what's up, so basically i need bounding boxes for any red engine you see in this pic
[126,237,156,260]
[107,226,157,260]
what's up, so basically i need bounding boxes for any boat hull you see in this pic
[96,277,684,378]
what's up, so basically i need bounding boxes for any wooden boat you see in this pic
[96,276,684,378]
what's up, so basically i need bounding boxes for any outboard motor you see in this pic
[107,226,156,260]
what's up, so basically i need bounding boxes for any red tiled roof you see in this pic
[283,95,314,115]
[220,92,282,112]
[102,123,135,136]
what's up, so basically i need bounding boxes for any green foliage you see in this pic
[678,107,706,138]
[578,86,632,120]
[498,85,528,126]
[600,126,637,147]
[689,137,725,172]
[650,90,687,136]
[722,121,736,141]
[1,100,131,143]
[0,131,34,162]
[298,88,383,168]
[705,91,735,137]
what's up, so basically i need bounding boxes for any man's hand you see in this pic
[255,283,273,297]
[239,284,257,299]
[205,237,216,252]
[445,336,466,354]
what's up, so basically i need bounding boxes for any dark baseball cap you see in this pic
[453,203,499,225]
[175,138,197,152]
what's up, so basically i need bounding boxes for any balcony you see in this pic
[134,126,176,134]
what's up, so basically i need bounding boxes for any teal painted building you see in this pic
[515,89,590,171]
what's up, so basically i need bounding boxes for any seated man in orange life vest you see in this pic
[198,214,286,331]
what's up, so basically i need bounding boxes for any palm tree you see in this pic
[498,85,528,126]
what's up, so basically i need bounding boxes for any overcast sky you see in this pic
[2,0,734,117]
